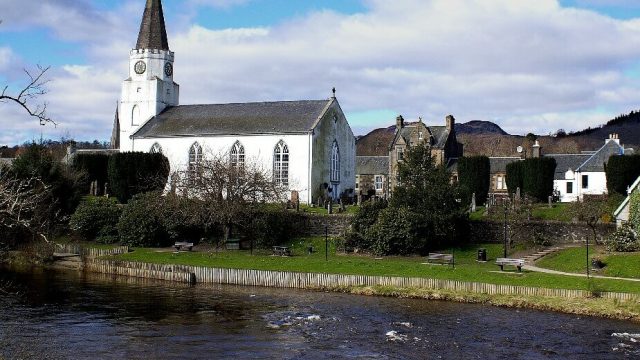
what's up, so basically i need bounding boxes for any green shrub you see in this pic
[457,156,490,206]
[630,190,640,232]
[606,223,639,252]
[69,197,121,240]
[367,207,420,255]
[605,155,640,196]
[244,206,301,248]
[346,200,388,251]
[506,161,524,196]
[117,192,169,247]
[507,158,556,201]
[108,152,170,203]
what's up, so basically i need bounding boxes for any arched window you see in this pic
[188,142,203,181]
[150,143,162,154]
[273,141,289,186]
[131,105,140,126]
[331,141,340,182]
[230,141,245,167]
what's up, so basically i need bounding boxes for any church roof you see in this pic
[136,0,169,51]
[132,100,333,138]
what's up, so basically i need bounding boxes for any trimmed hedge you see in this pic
[72,153,110,195]
[606,155,640,196]
[108,152,170,203]
[506,158,556,201]
[457,156,490,206]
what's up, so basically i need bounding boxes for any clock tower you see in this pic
[119,0,179,151]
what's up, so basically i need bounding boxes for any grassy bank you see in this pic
[341,285,640,322]
[537,246,640,279]
[112,237,640,294]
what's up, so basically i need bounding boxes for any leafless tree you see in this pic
[0,65,54,126]
[0,171,53,244]
[173,150,286,244]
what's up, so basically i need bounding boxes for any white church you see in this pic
[111,0,356,205]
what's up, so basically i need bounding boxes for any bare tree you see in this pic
[0,172,53,244]
[0,65,54,126]
[174,150,286,244]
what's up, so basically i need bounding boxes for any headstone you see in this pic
[340,199,346,212]
[471,193,477,212]
[548,196,553,208]
[327,201,333,215]
[104,183,109,198]
[357,194,362,206]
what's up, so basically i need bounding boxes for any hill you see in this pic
[455,120,508,135]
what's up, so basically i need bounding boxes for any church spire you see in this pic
[136,0,169,51]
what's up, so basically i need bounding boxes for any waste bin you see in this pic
[477,248,487,262]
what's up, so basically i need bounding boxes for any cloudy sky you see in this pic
[1,0,640,145]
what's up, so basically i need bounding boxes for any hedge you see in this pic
[606,155,640,196]
[457,156,490,206]
[108,152,170,203]
[506,158,556,201]
[72,153,110,194]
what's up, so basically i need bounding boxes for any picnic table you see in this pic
[174,242,194,251]
[426,253,454,266]
[272,246,291,257]
[495,258,525,272]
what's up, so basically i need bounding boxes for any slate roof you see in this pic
[395,123,450,149]
[133,100,332,138]
[489,157,521,173]
[356,156,389,175]
[545,154,591,180]
[136,0,169,50]
[576,140,625,172]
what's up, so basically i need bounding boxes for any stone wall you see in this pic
[298,214,353,237]
[468,220,616,245]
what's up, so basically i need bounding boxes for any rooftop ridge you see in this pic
[174,99,330,107]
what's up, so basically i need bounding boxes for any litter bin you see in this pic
[477,248,487,262]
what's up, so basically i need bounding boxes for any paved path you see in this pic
[523,264,640,282]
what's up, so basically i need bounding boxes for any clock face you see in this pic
[164,62,173,77]
[134,61,146,75]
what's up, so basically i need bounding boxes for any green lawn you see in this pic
[537,246,640,280]
[470,203,574,222]
[297,204,359,215]
[112,237,640,294]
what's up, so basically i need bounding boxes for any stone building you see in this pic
[388,115,463,192]
[355,156,390,199]
[112,0,356,204]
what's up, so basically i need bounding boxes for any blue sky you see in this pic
[2,0,640,145]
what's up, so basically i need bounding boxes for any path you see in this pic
[523,264,640,282]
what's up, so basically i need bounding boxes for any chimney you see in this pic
[606,134,620,145]
[532,140,541,158]
[396,115,404,129]
[446,115,455,131]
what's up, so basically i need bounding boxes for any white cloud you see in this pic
[4,0,640,144]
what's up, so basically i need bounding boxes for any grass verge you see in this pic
[112,237,640,294]
[537,246,640,280]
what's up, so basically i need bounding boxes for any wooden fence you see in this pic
[55,244,129,257]
[83,258,640,302]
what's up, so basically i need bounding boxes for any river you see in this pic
[0,267,639,359]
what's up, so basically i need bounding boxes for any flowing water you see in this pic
[0,267,639,359]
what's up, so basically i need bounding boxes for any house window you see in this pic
[397,148,404,161]
[567,182,573,194]
[331,141,340,182]
[188,142,203,182]
[418,131,423,140]
[375,175,383,190]
[150,143,162,154]
[131,105,140,126]
[582,175,589,189]
[230,141,245,167]
[273,141,289,186]
[496,176,504,190]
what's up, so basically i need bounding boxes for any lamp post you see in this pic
[503,203,508,258]
[325,224,329,262]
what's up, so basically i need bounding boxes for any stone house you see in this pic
[355,156,390,199]
[388,115,463,192]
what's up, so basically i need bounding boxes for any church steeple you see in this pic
[136,0,169,50]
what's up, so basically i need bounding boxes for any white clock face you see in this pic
[134,61,146,75]
[164,62,173,77]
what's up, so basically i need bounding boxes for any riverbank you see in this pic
[340,285,640,323]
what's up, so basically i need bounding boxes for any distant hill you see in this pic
[356,112,640,157]
[455,120,508,135]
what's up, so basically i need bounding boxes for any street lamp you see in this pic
[503,203,508,258]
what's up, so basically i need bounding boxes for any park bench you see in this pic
[495,258,525,272]
[174,242,194,252]
[426,253,454,266]
[272,246,291,257]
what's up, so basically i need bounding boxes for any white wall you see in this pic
[132,134,313,203]
[554,171,608,202]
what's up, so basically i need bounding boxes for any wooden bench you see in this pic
[272,246,291,257]
[495,258,525,272]
[426,253,454,266]
[225,239,240,250]
[174,242,194,252]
